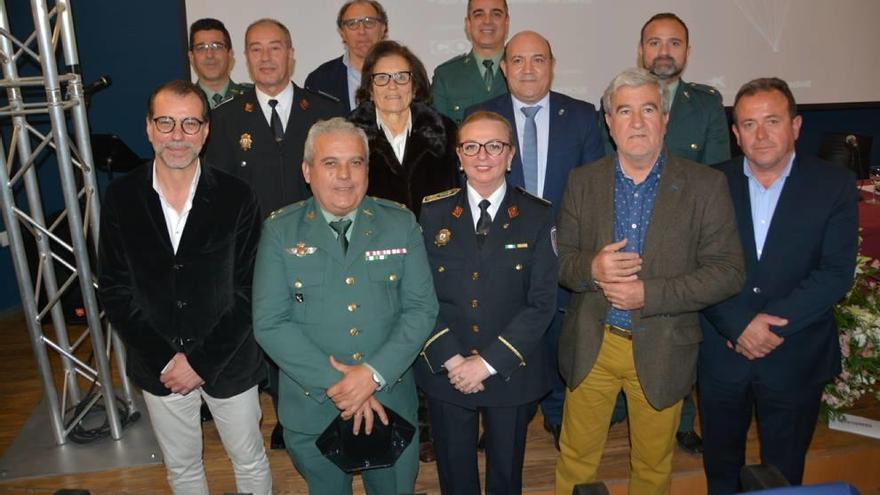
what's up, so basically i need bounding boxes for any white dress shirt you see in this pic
[376,108,412,164]
[255,82,294,133]
[511,92,551,198]
[152,161,201,253]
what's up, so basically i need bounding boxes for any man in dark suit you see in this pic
[204,18,346,449]
[417,111,558,494]
[468,30,605,448]
[188,18,251,109]
[554,68,744,495]
[304,0,388,111]
[431,0,510,123]
[98,80,270,494]
[699,78,858,495]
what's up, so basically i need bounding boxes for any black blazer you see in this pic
[98,163,264,397]
[304,55,350,110]
[700,155,859,388]
[205,84,347,218]
[349,100,460,218]
[416,186,558,407]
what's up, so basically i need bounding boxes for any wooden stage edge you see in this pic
[0,312,878,494]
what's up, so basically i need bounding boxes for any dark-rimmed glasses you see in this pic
[458,140,511,157]
[191,41,227,53]
[371,71,412,86]
[341,16,384,31]
[152,116,205,135]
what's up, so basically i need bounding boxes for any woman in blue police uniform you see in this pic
[416,111,558,494]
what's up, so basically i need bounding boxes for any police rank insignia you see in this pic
[508,205,520,219]
[451,206,463,218]
[244,102,254,113]
[287,242,317,257]
[239,133,253,151]
[435,228,452,247]
[300,99,310,111]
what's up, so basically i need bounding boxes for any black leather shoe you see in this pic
[270,422,285,450]
[199,402,213,423]
[543,420,561,451]
[676,430,703,455]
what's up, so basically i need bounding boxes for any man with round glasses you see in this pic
[98,80,271,495]
[305,0,389,110]
[188,18,251,109]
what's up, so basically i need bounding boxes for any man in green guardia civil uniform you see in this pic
[431,0,510,123]
[188,18,252,109]
[253,117,438,494]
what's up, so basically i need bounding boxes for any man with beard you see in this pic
[98,80,271,495]
[188,18,251,109]
[305,0,389,111]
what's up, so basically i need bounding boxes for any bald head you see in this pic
[500,31,555,104]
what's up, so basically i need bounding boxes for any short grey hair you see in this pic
[602,67,669,115]
[303,117,370,165]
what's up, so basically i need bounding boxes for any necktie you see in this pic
[211,93,224,108]
[521,105,541,195]
[482,59,495,91]
[475,199,491,247]
[330,219,352,254]
[268,99,284,143]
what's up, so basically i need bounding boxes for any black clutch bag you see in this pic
[315,405,415,473]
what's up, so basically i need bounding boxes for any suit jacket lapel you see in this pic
[757,157,801,265]
[728,163,759,265]
[284,84,309,148]
[479,187,514,258]
[546,92,565,202]
[594,159,616,248]
[642,155,686,272]
[499,97,526,189]
[176,165,218,256]
[141,162,175,254]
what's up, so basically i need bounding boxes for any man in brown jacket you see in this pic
[554,67,744,495]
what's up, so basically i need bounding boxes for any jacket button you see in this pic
[304,391,310,396]
[472,272,479,280]
[472,325,480,333]
[471,299,479,309]
[752,287,761,294]
[453,105,460,111]
[352,352,362,361]
[240,161,247,167]
[345,276,355,285]
[514,264,523,271]
[350,327,359,336]
[294,280,303,289]
[690,143,698,150]
[388,273,398,282]
[347,303,357,312]
[176,300,186,309]
[437,266,446,273]
[173,264,182,270]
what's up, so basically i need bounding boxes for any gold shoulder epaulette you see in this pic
[268,200,306,220]
[422,188,460,203]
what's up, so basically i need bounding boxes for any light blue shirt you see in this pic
[744,153,795,259]
[341,51,362,111]
[511,93,551,198]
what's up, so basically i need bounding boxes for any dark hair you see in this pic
[147,80,210,123]
[189,18,232,51]
[732,77,798,124]
[355,40,431,105]
[467,0,509,14]
[459,110,513,145]
[337,0,389,35]
[640,12,689,45]
[246,18,292,48]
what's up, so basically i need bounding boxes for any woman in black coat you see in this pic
[349,40,459,218]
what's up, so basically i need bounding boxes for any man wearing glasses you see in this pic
[98,80,271,495]
[305,0,389,110]
[188,18,251,109]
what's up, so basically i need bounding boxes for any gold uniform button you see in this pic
[304,391,310,396]
[388,273,398,282]
[471,299,479,309]
[472,272,479,280]
[350,327,359,336]
[472,324,480,333]
[690,143,698,149]
[294,280,303,288]
[345,276,355,285]
[514,264,523,271]
[347,303,357,312]
[352,352,362,361]
[437,266,446,273]
[453,105,461,111]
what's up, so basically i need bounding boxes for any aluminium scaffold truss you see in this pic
[0,0,136,446]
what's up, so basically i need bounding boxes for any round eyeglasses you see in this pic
[371,71,412,86]
[341,16,383,31]
[458,140,511,157]
[152,116,205,135]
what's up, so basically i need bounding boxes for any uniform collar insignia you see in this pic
[305,210,316,221]
[244,102,254,112]
[362,208,374,216]
[300,98,310,111]
[507,205,519,219]
[452,205,463,218]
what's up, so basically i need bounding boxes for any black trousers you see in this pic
[427,397,536,495]
[699,371,824,495]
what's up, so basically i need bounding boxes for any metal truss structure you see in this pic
[0,0,135,445]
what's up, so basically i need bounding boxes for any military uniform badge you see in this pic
[508,205,520,219]
[244,102,254,113]
[239,133,253,151]
[287,242,317,257]
[435,228,452,247]
[300,99,310,111]
[452,206,463,218]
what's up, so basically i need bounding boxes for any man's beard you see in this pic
[158,142,200,170]
[647,56,683,80]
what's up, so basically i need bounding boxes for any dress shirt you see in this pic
[376,108,412,164]
[511,93,551,197]
[199,80,230,109]
[341,50,362,111]
[664,79,680,113]
[255,82,294,133]
[472,50,503,80]
[744,153,794,259]
[152,161,201,254]
[606,153,665,330]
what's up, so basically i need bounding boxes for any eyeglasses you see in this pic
[371,71,412,86]
[458,140,511,157]
[341,16,384,31]
[152,116,205,135]
[191,41,227,53]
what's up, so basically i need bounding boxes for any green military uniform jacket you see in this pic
[252,196,439,434]
[201,79,252,109]
[431,50,508,123]
[600,80,730,165]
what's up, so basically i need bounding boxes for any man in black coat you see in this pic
[98,80,270,494]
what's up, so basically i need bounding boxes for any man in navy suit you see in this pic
[466,30,604,448]
[304,0,388,110]
[700,77,859,494]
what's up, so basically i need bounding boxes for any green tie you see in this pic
[482,60,494,91]
[330,219,352,254]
